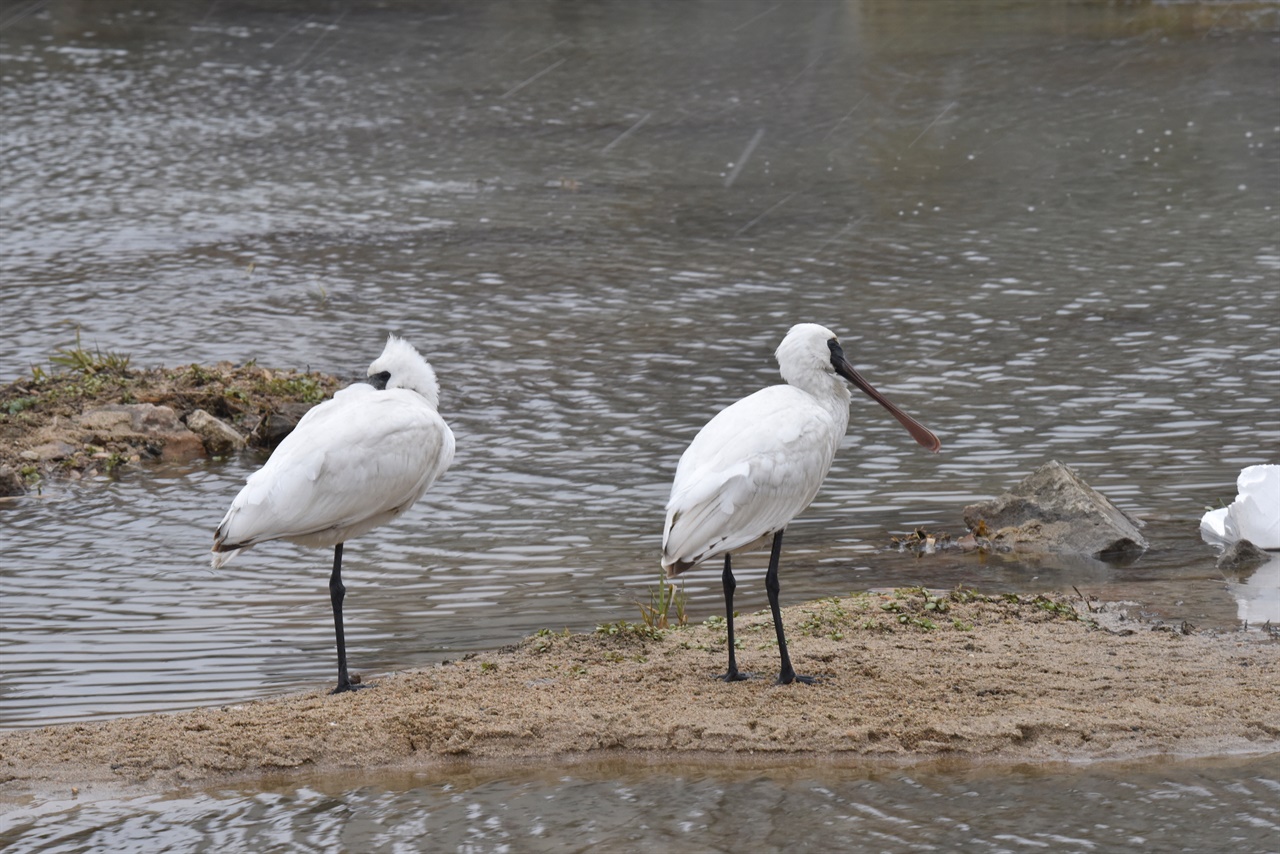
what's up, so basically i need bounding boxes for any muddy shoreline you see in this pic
[2,590,1276,807]
[0,361,343,496]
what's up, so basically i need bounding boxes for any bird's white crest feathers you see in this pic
[369,334,443,410]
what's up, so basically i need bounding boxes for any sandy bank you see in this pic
[2,589,1276,806]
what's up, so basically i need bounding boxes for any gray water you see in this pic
[3,756,1279,853]
[1,0,1278,850]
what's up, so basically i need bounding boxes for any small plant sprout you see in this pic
[638,571,687,630]
[595,621,666,641]
[50,326,131,376]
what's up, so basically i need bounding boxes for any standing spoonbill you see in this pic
[662,323,940,685]
[211,335,456,694]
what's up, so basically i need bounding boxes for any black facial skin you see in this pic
[827,337,846,368]
[368,371,391,390]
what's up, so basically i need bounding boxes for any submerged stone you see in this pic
[1216,538,1271,573]
[0,465,22,497]
[21,441,77,462]
[962,460,1147,559]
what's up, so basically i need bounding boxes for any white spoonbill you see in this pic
[1200,464,1280,551]
[211,335,456,694]
[662,323,940,685]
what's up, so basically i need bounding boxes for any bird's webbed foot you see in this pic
[331,680,370,695]
[716,670,753,682]
[775,671,820,686]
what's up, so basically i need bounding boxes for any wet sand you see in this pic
[1,590,1276,806]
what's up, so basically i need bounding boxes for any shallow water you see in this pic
[3,755,1279,853]
[1,0,1278,848]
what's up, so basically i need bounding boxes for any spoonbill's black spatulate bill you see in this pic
[662,323,940,685]
[212,335,455,694]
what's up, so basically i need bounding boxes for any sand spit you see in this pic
[2,589,1276,806]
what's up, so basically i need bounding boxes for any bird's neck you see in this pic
[398,365,442,410]
[790,372,852,423]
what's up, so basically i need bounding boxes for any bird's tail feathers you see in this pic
[210,545,242,569]
[662,555,696,579]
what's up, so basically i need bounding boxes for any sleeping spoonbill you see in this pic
[662,323,940,685]
[1200,464,1280,551]
[211,335,455,694]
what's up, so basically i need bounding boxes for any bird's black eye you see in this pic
[368,371,391,390]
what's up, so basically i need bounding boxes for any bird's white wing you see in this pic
[215,387,455,550]
[662,385,843,573]
[1224,464,1280,549]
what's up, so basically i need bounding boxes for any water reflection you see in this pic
[1227,554,1280,625]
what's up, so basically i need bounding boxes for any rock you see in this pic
[78,403,189,437]
[1216,538,1271,572]
[160,433,205,462]
[25,441,78,462]
[962,461,1147,559]
[0,465,24,497]
[75,407,133,434]
[259,402,315,446]
[76,403,206,463]
[186,409,247,456]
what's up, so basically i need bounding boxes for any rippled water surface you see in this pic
[2,0,1278,849]
[4,755,1280,853]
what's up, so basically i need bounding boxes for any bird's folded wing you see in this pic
[215,392,454,548]
[663,387,840,567]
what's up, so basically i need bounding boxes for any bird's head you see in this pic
[777,322,941,453]
[775,322,841,382]
[367,335,442,409]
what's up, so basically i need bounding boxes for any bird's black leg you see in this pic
[328,543,365,694]
[766,530,817,686]
[717,554,750,682]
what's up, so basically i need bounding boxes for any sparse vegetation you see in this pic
[770,588,1085,647]
[262,373,328,405]
[1,347,344,494]
[595,620,667,642]
[1031,595,1081,620]
[637,572,687,629]
[530,627,571,653]
[5,396,37,416]
[48,327,132,377]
